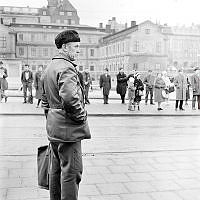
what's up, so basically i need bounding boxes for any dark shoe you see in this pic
[157,108,163,111]
[23,101,27,104]
[150,103,155,105]
[5,96,7,103]
[179,108,185,111]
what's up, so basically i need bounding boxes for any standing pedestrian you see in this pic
[116,67,127,104]
[21,64,33,104]
[174,69,187,111]
[185,76,191,106]
[143,69,155,105]
[99,68,111,104]
[34,65,43,108]
[41,30,91,200]
[0,61,8,103]
[191,67,200,110]
[82,67,92,104]
[133,73,144,111]
[154,73,166,110]
[162,71,172,105]
[127,77,136,111]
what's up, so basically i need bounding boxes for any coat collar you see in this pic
[53,52,77,68]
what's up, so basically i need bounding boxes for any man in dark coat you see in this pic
[143,69,155,105]
[82,67,92,104]
[21,64,33,103]
[99,68,111,104]
[0,61,8,103]
[34,65,43,108]
[41,30,91,200]
[191,67,200,110]
[116,67,127,104]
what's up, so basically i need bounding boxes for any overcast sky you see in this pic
[1,0,200,27]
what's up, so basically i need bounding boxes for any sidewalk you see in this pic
[1,96,200,116]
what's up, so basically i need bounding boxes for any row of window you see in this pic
[79,65,95,71]
[18,46,57,57]
[0,37,6,48]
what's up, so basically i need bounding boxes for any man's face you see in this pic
[24,65,29,71]
[63,42,80,61]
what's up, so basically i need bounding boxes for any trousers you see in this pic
[145,87,153,104]
[49,141,83,200]
[192,95,200,109]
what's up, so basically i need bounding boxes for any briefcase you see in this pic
[37,144,51,190]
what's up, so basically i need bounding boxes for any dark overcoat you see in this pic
[41,52,91,142]
[99,74,111,95]
[134,78,144,102]
[34,71,43,99]
[116,72,127,95]
[0,67,8,90]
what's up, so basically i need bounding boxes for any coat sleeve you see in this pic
[58,67,87,123]
[41,73,50,111]
[34,73,38,89]
[3,68,8,78]
[99,75,103,88]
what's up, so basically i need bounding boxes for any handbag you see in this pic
[37,144,51,190]
[168,86,175,93]
[162,89,168,99]
[138,90,144,96]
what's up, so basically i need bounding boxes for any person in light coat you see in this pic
[162,71,172,105]
[174,69,187,110]
[154,73,166,110]
[190,67,200,110]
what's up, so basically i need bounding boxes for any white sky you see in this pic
[1,0,200,27]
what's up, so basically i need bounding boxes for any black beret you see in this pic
[55,30,80,49]
[0,61,3,64]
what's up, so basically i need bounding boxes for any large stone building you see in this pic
[0,0,106,88]
[1,0,200,88]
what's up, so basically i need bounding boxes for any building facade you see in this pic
[0,0,106,88]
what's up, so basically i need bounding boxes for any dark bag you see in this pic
[168,86,175,93]
[37,144,51,190]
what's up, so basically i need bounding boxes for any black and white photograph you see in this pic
[1,0,200,199]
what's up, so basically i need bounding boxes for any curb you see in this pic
[1,113,200,117]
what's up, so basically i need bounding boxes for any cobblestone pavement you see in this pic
[1,100,200,200]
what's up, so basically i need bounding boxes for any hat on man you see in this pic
[0,61,3,65]
[55,30,80,49]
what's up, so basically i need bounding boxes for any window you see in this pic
[60,12,64,16]
[90,49,94,57]
[18,34,23,41]
[134,41,139,52]
[12,18,16,23]
[145,29,150,34]
[155,63,161,71]
[0,37,6,48]
[68,19,71,25]
[90,66,94,71]
[43,34,47,41]
[156,42,161,53]
[67,12,72,16]
[133,63,138,70]
[43,48,48,57]
[43,11,47,15]
[31,48,36,57]
[31,34,35,42]
[79,66,83,71]
[19,47,24,56]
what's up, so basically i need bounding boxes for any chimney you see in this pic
[99,23,103,28]
[131,21,136,27]
[106,24,111,33]
[112,17,116,21]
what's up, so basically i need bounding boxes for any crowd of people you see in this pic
[100,67,200,111]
